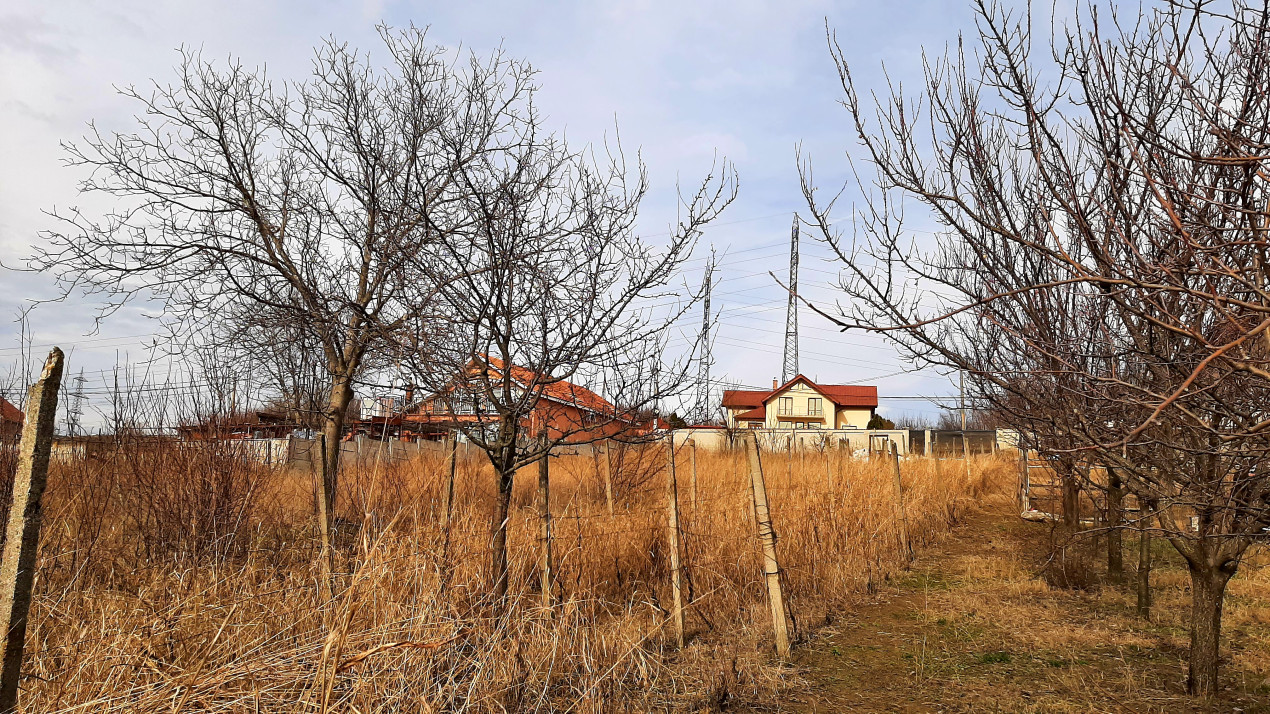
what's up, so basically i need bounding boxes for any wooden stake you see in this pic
[538,431,553,609]
[824,445,833,492]
[962,430,971,483]
[745,435,791,659]
[1137,499,1152,618]
[688,439,698,511]
[1017,436,1028,511]
[603,441,615,519]
[441,434,458,569]
[890,442,912,563]
[0,348,63,714]
[665,439,685,648]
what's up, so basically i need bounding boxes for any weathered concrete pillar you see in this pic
[0,348,63,714]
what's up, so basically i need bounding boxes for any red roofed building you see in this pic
[722,375,878,430]
[398,356,647,443]
[0,397,22,442]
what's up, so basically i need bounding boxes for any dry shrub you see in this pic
[20,440,1013,712]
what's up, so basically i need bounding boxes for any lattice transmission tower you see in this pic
[695,264,714,422]
[782,214,800,383]
[66,369,86,437]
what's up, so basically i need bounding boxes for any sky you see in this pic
[0,0,985,427]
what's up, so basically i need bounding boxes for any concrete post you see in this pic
[0,348,63,714]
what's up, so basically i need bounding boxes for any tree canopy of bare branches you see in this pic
[803,0,1270,696]
[405,126,736,600]
[32,26,545,594]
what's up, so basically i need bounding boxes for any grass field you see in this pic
[10,440,1006,712]
[784,496,1270,712]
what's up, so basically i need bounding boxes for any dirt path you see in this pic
[773,502,1270,713]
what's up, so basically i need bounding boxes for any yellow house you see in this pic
[722,375,878,430]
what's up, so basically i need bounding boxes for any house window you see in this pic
[778,397,793,416]
[808,398,822,416]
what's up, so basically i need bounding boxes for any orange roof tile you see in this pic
[721,390,768,409]
[0,398,22,425]
[478,355,617,415]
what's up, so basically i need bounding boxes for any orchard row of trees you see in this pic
[803,0,1270,696]
[30,27,734,606]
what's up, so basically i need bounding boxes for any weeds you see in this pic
[15,442,1011,712]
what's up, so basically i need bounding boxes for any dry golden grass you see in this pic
[17,441,1011,712]
[783,488,1270,713]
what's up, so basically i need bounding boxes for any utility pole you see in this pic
[782,215,800,383]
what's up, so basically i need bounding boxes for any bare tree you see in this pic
[405,123,736,601]
[804,0,1270,696]
[30,27,536,593]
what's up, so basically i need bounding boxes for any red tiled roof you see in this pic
[721,390,768,408]
[735,406,766,421]
[0,398,22,425]
[723,376,879,411]
[816,385,878,408]
[479,356,617,415]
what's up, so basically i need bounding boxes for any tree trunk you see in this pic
[316,373,354,597]
[490,428,517,605]
[490,463,514,604]
[1186,561,1234,697]
[1106,468,1123,584]
[1061,462,1080,527]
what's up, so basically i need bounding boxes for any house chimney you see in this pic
[772,377,779,389]
[404,383,415,404]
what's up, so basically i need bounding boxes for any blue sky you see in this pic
[0,0,983,425]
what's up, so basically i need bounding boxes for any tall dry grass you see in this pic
[14,440,1011,712]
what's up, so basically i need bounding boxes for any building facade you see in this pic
[395,356,647,443]
[722,375,878,430]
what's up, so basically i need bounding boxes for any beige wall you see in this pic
[835,407,873,429]
[764,381,831,428]
[725,406,757,428]
[664,428,910,454]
